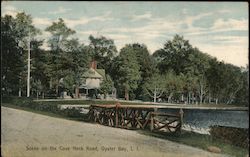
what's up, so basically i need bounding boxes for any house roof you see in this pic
[82,68,103,79]
[96,69,105,78]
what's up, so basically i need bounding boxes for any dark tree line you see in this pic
[1,12,249,106]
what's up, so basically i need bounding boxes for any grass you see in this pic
[138,130,249,157]
[1,103,85,122]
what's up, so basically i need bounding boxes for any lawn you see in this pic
[137,130,249,157]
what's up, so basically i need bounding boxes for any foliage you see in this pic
[112,44,141,100]
[88,35,118,74]
[1,12,40,96]
[100,74,114,99]
[144,73,165,102]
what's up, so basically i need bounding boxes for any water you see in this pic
[158,108,249,134]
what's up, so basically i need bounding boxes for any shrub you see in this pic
[210,125,249,149]
[2,97,85,120]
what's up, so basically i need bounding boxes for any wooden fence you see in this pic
[87,103,184,133]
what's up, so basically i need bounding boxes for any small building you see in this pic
[79,61,105,99]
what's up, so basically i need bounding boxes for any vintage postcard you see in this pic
[1,1,249,157]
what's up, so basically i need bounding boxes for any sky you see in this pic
[1,1,249,67]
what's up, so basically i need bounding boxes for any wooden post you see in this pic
[179,108,184,133]
[115,105,119,127]
[150,113,154,131]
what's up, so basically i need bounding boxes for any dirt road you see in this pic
[1,107,229,157]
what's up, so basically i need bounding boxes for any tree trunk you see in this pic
[18,89,22,97]
[36,90,39,100]
[200,89,203,104]
[18,78,22,97]
[56,80,59,97]
[153,87,157,103]
[49,78,52,89]
[188,92,191,104]
[191,92,194,104]
[208,92,211,104]
[75,86,79,98]
[125,87,129,100]
[168,93,173,103]
[215,98,218,104]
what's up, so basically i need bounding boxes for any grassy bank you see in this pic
[138,130,248,157]
[1,103,85,122]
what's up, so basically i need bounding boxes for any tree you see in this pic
[1,15,22,96]
[144,73,165,103]
[100,74,114,99]
[45,18,76,96]
[30,40,49,98]
[153,34,193,74]
[163,71,185,103]
[185,48,211,104]
[129,43,156,100]
[62,38,90,98]
[1,12,40,96]
[114,44,141,100]
[88,35,118,74]
[234,66,249,106]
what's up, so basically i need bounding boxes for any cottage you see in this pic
[79,61,105,99]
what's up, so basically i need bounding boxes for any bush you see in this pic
[210,125,249,149]
[2,96,85,120]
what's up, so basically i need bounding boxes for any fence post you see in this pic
[150,113,154,131]
[115,103,119,127]
[179,108,184,133]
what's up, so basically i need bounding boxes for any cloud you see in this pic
[2,4,18,17]
[186,18,248,36]
[212,18,248,31]
[194,42,248,67]
[218,9,231,13]
[64,18,90,28]
[131,12,152,21]
[47,6,71,15]
[64,11,114,28]
[181,8,188,15]
[211,36,248,44]
[33,17,52,27]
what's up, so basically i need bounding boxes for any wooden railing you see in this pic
[87,103,184,133]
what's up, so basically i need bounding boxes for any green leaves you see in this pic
[100,74,114,98]
[88,35,118,74]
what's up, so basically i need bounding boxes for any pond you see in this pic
[158,108,249,134]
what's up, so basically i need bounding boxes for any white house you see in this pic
[79,61,105,98]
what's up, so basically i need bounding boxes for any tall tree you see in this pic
[113,44,141,100]
[153,34,193,74]
[62,38,90,98]
[129,43,156,100]
[45,18,76,96]
[1,12,40,96]
[88,35,118,74]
